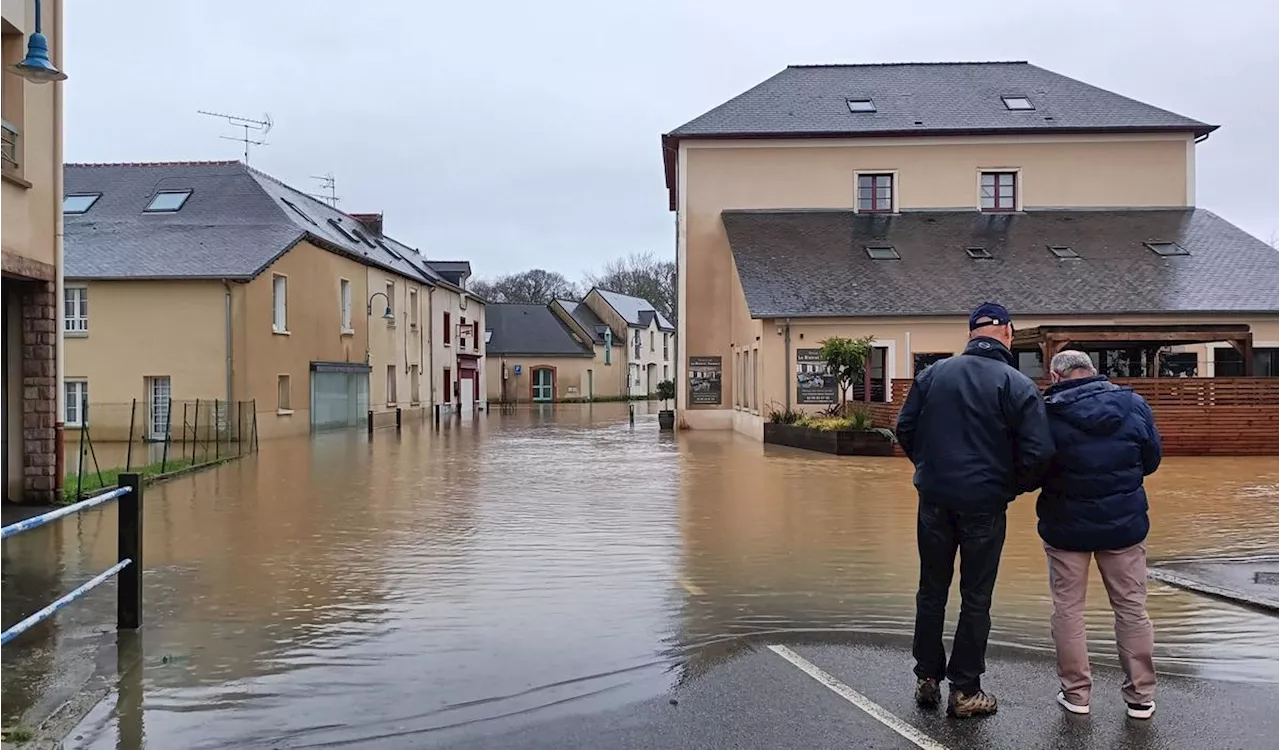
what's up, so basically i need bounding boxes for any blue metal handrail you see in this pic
[0,486,128,540]
[1,475,143,646]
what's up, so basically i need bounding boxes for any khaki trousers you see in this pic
[1044,542,1156,705]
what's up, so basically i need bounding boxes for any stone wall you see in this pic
[20,280,58,502]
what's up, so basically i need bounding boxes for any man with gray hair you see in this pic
[1038,349,1162,720]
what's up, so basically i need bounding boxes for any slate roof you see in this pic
[592,288,675,331]
[722,209,1279,319]
[63,161,465,293]
[668,62,1213,139]
[485,304,594,356]
[553,299,615,345]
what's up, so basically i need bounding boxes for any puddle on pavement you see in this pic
[3,402,1276,748]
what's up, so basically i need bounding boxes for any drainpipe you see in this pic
[426,286,435,411]
[783,319,792,412]
[223,280,233,404]
[52,5,66,496]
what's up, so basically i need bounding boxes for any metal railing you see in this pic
[1,474,144,646]
[1,119,18,169]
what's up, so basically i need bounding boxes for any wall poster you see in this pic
[687,356,722,405]
[795,348,837,404]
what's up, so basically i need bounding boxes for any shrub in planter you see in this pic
[656,379,676,430]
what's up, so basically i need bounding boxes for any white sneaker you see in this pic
[1056,691,1090,715]
[1126,700,1155,719]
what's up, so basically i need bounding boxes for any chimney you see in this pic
[349,212,383,236]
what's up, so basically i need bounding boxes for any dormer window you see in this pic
[1001,96,1034,111]
[144,190,192,212]
[846,99,876,113]
[1048,245,1078,259]
[966,247,993,259]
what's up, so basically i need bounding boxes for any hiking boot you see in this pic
[947,687,998,718]
[915,678,940,708]
[1126,701,1155,720]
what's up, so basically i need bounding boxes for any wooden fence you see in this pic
[862,377,1277,457]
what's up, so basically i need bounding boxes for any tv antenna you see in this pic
[198,110,273,163]
[308,173,340,207]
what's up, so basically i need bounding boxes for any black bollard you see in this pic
[629,404,635,425]
[117,473,143,630]
[367,410,374,435]
[396,407,402,431]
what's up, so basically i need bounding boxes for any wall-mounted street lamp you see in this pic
[367,292,393,320]
[10,0,66,83]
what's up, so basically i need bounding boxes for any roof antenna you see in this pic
[198,110,273,164]
[308,173,339,207]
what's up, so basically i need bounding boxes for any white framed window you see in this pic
[277,374,292,413]
[856,172,896,213]
[64,379,88,426]
[409,288,419,329]
[386,365,398,405]
[385,281,396,326]
[64,286,88,334]
[272,274,288,333]
[979,170,1019,212]
[340,278,353,332]
[146,376,171,440]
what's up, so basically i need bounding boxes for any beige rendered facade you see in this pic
[2,0,64,502]
[64,241,486,441]
[665,63,1277,439]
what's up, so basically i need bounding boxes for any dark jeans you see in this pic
[912,498,1007,694]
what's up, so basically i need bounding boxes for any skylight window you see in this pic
[281,199,317,226]
[865,245,900,260]
[1048,245,1078,259]
[966,247,993,259]
[1002,96,1034,111]
[350,228,377,248]
[1145,240,1189,257]
[327,218,357,243]
[63,194,101,214]
[143,190,192,212]
[846,99,876,113]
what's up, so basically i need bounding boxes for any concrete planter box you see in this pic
[764,423,895,456]
[658,410,675,431]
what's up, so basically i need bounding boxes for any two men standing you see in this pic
[896,302,1162,720]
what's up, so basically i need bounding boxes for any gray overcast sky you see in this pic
[65,0,1278,279]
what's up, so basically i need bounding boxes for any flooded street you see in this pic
[3,403,1277,749]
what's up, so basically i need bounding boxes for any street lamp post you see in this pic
[10,0,67,83]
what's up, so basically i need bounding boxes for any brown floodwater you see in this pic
[2,403,1276,749]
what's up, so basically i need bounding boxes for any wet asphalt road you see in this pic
[420,639,1279,750]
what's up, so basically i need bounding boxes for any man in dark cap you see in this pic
[896,302,1054,718]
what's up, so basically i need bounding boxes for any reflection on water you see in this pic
[1,402,1275,748]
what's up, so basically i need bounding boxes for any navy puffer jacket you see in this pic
[1037,376,1162,552]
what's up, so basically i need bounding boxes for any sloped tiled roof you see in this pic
[722,209,1279,319]
[63,161,465,293]
[592,289,675,331]
[485,304,594,356]
[669,62,1213,138]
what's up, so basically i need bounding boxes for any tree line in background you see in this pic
[469,251,677,323]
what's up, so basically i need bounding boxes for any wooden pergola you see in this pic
[1011,324,1255,377]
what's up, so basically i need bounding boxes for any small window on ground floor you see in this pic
[278,375,291,411]
[65,379,88,426]
[913,352,953,375]
[1213,346,1279,377]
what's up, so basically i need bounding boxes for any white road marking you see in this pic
[767,644,950,750]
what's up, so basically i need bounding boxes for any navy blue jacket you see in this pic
[896,337,1054,512]
[1037,376,1162,552]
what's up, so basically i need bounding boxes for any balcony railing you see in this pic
[1,119,18,169]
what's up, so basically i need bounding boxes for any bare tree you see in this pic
[584,251,676,323]
[468,269,580,305]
